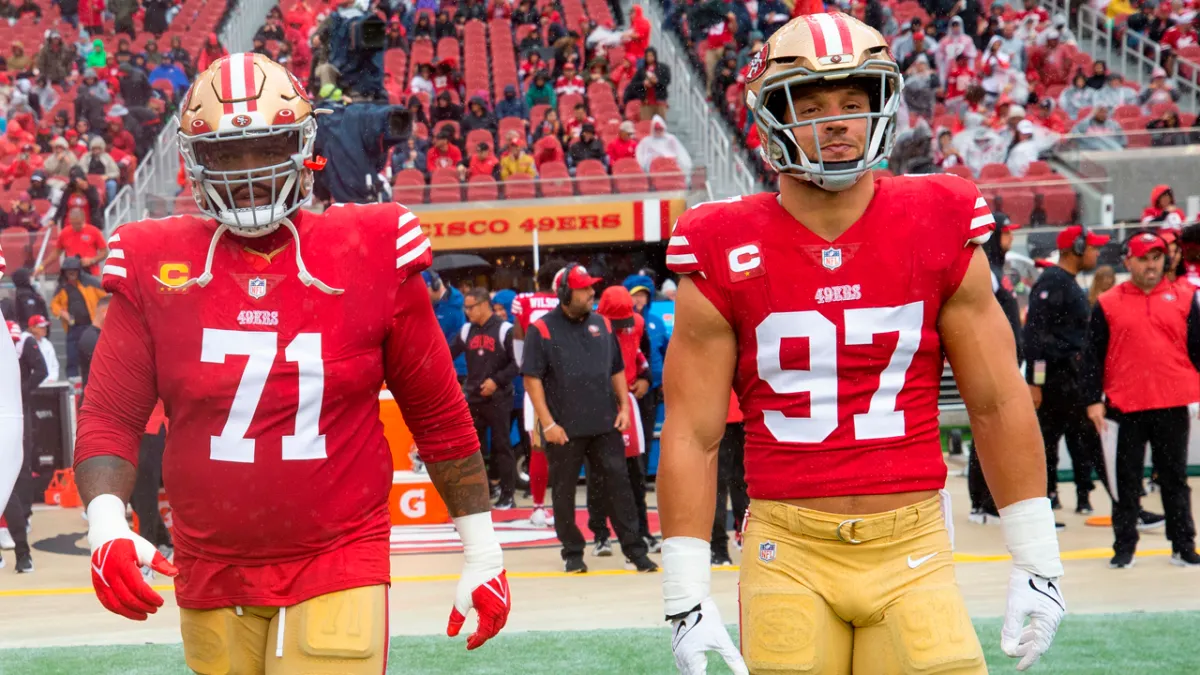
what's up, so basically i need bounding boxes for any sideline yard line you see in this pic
[0,547,1175,599]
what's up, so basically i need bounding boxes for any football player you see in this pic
[0,246,24,530]
[74,54,510,674]
[658,14,1064,675]
[509,260,564,527]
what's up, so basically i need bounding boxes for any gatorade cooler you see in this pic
[379,389,449,526]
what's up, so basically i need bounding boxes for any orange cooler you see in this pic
[380,390,449,525]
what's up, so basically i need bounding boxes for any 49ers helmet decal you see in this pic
[177,53,318,236]
[744,13,903,192]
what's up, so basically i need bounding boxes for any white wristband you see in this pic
[453,512,503,571]
[999,497,1064,579]
[85,493,132,552]
[662,536,711,618]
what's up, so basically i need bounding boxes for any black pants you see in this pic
[587,455,651,542]
[712,423,748,553]
[132,429,171,548]
[471,394,515,500]
[2,447,32,559]
[1037,377,1099,499]
[637,388,658,461]
[548,431,647,561]
[968,446,997,514]
[1110,406,1196,555]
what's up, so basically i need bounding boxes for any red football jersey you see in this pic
[75,203,478,609]
[511,291,559,332]
[0,242,5,277]
[666,175,993,500]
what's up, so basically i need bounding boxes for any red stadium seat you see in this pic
[466,175,499,201]
[612,158,649,193]
[503,175,537,199]
[1040,186,1078,225]
[978,163,1011,181]
[1112,104,1142,121]
[1025,161,1053,176]
[532,136,564,168]
[539,162,574,198]
[433,120,461,140]
[498,118,527,146]
[575,160,612,195]
[943,165,973,180]
[648,157,686,191]
[466,129,495,152]
[393,169,427,205]
[429,168,462,203]
[624,100,642,121]
[993,183,1035,225]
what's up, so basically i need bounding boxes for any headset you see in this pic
[1071,223,1090,257]
[422,269,443,292]
[1120,228,1168,258]
[554,262,579,305]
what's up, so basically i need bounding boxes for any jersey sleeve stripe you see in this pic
[974,197,987,209]
[397,210,418,228]
[396,238,432,268]
[666,253,699,266]
[108,248,125,259]
[396,226,423,249]
[108,233,121,244]
[102,263,128,278]
[668,235,689,246]
[970,214,995,229]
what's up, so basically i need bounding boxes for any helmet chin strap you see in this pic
[151,216,344,295]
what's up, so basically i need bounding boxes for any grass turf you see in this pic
[2,612,1198,674]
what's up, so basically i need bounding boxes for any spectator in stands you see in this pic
[1162,15,1198,51]
[710,53,740,105]
[1085,60,1110,89]
[53,167,102,227]
[623,5,651,63]
[555,62,585,97]
[110,0,138,38]
[463,142,500,180]
[500,131,537,179]
[1142,185,1185,226]
[43,137,78,180]
[1030,98,1069,134]
[84,39,107,71]
[118,63,152,108]
[410,63,435,98]
[533,107,564,145]
[3,192,39,233]
[953,111,1006,177]
[36,33,76,85]
[893,19,924,66]
[1007,120,1042,177]
[57,207,107,274]
[27,171,56,203]
[1073,106,1127,150]
[411,13,434,39]
[6,43,30,75]
[625,48,669,121]
[393,135,429,175]
[8,268,49,331]
[1139,68,1181,107]
[143,39,164,68]
[980,36,1017,102]
[519,52,545,83]
[404,97,429,131]
[149,56,189,100]
[526,71,557,108]
[607,120,637,164]
[564,103,594,140]
[1058,72,1095,119]
[165,36,193,77]
[434,10,456,40]
[1149,109,1189,146]
[513,0,538,26]
[496,84,527,121]
[1028,30,1072,88]
[196,33,228,72]
[636,115,691,176]
[431,90,463,126]
[935,128,964,169]
[889,120,939,175]
[1128,0,1157,38]
[461,96,497,136]
[996,21,1027,71]
[903,55,939,123]
[1148,1,1177,44]
[937,17,978,84]
[84,138,120,202]
[568,123,607,169]
[427,127,463,174]
[112,38,134,66]
[80,0,104,36]
[1093,73,1138,110]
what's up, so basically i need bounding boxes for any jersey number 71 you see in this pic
[201,328,327,463]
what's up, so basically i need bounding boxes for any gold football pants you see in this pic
[180,584,388,675]
[739,496,985,674]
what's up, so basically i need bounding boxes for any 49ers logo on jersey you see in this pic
[815,284,861,304]
[727,243,765,282]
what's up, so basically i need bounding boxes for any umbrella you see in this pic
[432,254,492,273]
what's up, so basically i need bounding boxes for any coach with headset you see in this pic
[1023,224,1109,517]
[521,263,658,574]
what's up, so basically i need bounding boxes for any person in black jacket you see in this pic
[451,288,521,508]
[567,123,607,169]
[2,324,47,573]
[9,268,50,332]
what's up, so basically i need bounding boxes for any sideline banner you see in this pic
[416,198,687,251]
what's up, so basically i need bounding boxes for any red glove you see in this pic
[446,570,511,650]
[87,494,178,621]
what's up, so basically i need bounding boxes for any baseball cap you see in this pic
[7,321,20,342]
[28,314,50,328]
[1016,119,1036,135]
[559,265,603,290]
[994,212,1020,232]
[1055,225,1111,251]
[1126,231,1166,258]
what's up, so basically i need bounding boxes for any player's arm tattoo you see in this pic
[75,456,137,506]
[425,452,492,517]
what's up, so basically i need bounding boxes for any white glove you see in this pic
[446,513,511,650]
[663,537,748,675]
[671,597,749,675]
[999,498,1066,671]
[86,494,177,621]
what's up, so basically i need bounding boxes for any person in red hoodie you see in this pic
[105,117,136,156]
[1162,16,1199,52]
[595,285,655,551]
[1141,184,1185,228]
[710,389,748,565]
[623,5,650,63]
[944,53,976,104]
[607,121,638,163]
[426,128,464,175]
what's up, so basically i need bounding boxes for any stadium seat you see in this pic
[437,37,460,63]
[1113,104,1142,121]
[433,120,461,140]
[635,119,654,138]
[429,168,462,203]
[993,183,1035,225]
[978,163,1011,181]
[648,157,686,191]
[575,160,612,195]
[944,165,973,180]
[612,158,649,193]
[1025,161,1053,176]
[539,162,575,198]
[498,118,527,146]
[467,175,499,201]
[1120,118,1151,148]
[466,129,495,152]
[624,100,642,121]
[530,104,551,125]
[503,175,537,199]
[412,122,429,141]
[393,169,427,205]
[532,136,564,169]
[1040,186,1078,225]
[1149,102,1179,118]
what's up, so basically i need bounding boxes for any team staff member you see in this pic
[1082,232,1200,569]
[2,318,46,573]
[522,264,658,574]
[451,288,521,509]
[1023,225,1107,515]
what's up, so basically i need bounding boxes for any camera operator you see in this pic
[312,95,411,204]
[314,0,387,100]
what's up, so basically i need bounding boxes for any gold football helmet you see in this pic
[178,52,318,236]
[744,13,902,191]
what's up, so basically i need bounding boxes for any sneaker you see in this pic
[1049,493,1062,510]
[592,539,613,557]
[0,528,13,550]
[1109,551,1136,569]
[529,506,553,527]
[1138,511,1166,531]
[564,558,588,574]
[489,484,501,502]
[711,549,733,566]
[643,534,662,553]
[15,553,33,574]
[968,508,1001,525]
[626,554,659,572]
[1075,494,1094,515]
[493,497,515,511]
[1055,521,1066,530]
[1170,549,1200,567]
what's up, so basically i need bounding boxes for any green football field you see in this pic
[1,612,1197,674]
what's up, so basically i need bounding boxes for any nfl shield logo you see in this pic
[758,541,777,563]
[248,277,267,299]
[821,247,842,271]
